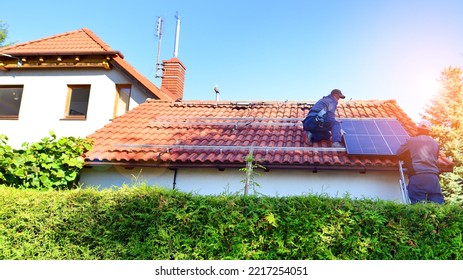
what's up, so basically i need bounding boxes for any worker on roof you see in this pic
[396,120,444,204]
[302,89,345,148]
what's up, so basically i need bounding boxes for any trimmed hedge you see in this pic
[0,185,462,260]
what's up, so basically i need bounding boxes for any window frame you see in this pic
[63,84,91,120]
[113,84,132,118]
[0,85,24,120]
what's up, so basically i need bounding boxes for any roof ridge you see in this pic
[340,99,397,104]
[145,99,398,105]
[146,99,172,103]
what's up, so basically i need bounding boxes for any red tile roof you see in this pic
[0,28,115,55]
[84,99,454,172]
[0,28,175,101]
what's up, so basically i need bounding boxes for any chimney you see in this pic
[161,57,186,100]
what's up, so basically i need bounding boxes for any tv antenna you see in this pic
[155,16,164,78]
[155,13,181,78]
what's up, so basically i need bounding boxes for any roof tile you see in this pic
[85,99,454,172]
[0,28,115,55]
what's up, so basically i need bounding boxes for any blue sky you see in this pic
[2,0,463,121]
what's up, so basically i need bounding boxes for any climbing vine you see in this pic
[0,132,92,190]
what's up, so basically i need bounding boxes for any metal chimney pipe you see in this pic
[173,12,181,58]
[214,85,220,101]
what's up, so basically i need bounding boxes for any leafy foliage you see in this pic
[0,20,12,47]
[423,66,463,203]
[1,186,462,260]
[239,150,266,195]
[0,132,92,190]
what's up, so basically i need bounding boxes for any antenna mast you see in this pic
[173,12,181,58]
[155,16,163,78]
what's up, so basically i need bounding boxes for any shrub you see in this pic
[0,132,92,190]
[0,185,462,260]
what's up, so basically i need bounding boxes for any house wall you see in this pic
[0,68,152,148]
[79,166,405,202]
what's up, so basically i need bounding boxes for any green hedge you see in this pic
[1,185,462,260]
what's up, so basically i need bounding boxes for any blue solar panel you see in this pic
[340,119,409,155]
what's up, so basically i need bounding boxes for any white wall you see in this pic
[0,68,152,148]
[79,166,405,202]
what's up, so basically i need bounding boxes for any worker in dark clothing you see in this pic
[396,120,444,204]
[302,89,345,147]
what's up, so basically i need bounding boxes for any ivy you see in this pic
[0,131,92,190]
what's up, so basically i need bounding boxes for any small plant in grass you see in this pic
[240,149,266,195]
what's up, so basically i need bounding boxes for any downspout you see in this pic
[172,168,178,190]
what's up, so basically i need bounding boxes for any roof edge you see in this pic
[83,160,454,173]
[80,28,124,59]
[82,160,392,171]
[0,28,124,58]
[111,56,173,101]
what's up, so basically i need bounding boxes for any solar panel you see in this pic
[340,119,409,155]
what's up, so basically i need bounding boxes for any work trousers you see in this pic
[407,173,444,204]
[303,116,342,143]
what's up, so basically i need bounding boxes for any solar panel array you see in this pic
[340,119,410,155]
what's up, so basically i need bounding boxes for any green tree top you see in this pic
[0,21,7,47]
[423,66,463,165]
[422,66,463,203]
[0,20,12,47]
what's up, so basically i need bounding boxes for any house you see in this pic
[81,98,454,202]
[2,28,453,202]
[0,28,184,148]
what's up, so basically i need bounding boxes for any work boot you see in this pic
[332,142,343,148]
[305,131,312,145]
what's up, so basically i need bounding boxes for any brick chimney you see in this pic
[161,58,186,101]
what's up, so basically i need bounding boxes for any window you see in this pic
[0,86,24,120]
[65,85,90,119]
[114,85,131,118]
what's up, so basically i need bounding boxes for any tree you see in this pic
[422,66,463,203]
[0,20,11,47]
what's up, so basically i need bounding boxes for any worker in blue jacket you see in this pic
[396,120,444,204]
[302,89,345,147]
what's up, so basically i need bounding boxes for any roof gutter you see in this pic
[2,51,122,57]
[84,160,401,173]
